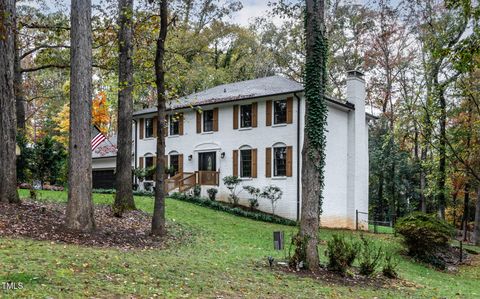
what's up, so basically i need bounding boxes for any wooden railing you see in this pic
[164,171,220,192]
[179,172,196,192]
[196,170,219,186]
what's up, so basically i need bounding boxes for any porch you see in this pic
[165,171,220,193]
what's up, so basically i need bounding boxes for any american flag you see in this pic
[91,126,106,151]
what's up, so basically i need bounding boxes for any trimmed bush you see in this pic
[395,212,454,258]
[358,235,383,276]
[193,185,201,197]
[325,234,359,275]
[169,192,297,226]
[206,188,218,201]
[92,189,154,197]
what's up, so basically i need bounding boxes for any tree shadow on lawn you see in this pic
[0,200,194,250]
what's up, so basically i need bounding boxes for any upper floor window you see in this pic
[240,149,252,178]
[145,118,154,138]
[240,104,252,128]
[274,99,287,125]
[273,146,287,177]
[203,109,214,132]
[169,115,179,135]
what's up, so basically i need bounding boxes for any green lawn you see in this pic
[368,224,394,234]
[0,190,478,298]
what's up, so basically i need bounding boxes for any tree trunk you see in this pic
[420,147,427,212]
[14,34,25,131]
[113,0,136,216]
[296,0,328,271]
[0,0,19,203]
[151,0,168,236]
[65,0,95,231]
[436,89,447,220]
[473,187,480,246]
[462,183,470,241]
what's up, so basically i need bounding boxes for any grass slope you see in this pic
[0,189,478,298]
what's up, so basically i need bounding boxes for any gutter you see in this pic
[294,92,301,222]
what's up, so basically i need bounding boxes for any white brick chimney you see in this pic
[346,70,369,229]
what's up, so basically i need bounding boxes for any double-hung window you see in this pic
[273,100,287,125]
[169,115,179,135]
[145,156,154,180]
[203,110,214,132]
[240,149,252,178]
[240,104,252,128]
[273,146,287,177]
[145,118,154,138]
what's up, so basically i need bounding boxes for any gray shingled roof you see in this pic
[134,76,304,116]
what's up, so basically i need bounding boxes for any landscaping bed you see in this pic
[0,200,192,250]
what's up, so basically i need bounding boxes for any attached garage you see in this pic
[92,169,115,189]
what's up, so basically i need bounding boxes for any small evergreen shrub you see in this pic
[382,252,399,279]
[193,184,201,197]
[395,212,454,259]
[261,185,282,215]
[358,235,383,276]
[206,188,218,201]
[222,176,242,205]
[243,185,260,210]
[325,234,359,275]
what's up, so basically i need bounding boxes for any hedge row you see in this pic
[169,192,297,226]
[92,188,154,197]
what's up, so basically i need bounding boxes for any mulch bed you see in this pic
[272,262,419,290]
[0,200,193,250]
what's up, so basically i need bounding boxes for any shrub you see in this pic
[243,186,260,210]
[206,188,218,201]
[193,184,201,197]
[358,235,383,276]
[395,212,454,259]
[261,185,282,215]
[325,234,359,275]
[222,175,242,205]
[382,252,399,279]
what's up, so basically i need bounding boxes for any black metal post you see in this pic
[356,209,359,231]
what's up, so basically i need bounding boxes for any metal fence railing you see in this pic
[356,209,395,234]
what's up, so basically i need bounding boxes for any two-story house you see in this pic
[92,71,373,229]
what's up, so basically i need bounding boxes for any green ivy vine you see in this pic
[304,0,328,215]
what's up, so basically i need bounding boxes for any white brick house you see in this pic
[92,71,373,229]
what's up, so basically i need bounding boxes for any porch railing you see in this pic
[196,170,219,186]
[164,170,220,192]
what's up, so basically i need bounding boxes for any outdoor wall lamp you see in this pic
[221,152,225,159]
[188,154,193,161]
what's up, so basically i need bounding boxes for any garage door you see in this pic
[92,170,115,189]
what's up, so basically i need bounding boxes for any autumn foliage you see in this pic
[54,91,111,146]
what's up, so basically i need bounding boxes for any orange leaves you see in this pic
[92,91,110,134]
[54,91,111,146]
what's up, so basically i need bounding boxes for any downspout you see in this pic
[294,92,302,222]
[133,119,138,186]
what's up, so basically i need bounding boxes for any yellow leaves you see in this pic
[53,91,112,146]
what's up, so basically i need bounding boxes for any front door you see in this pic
[198,152,216,171]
